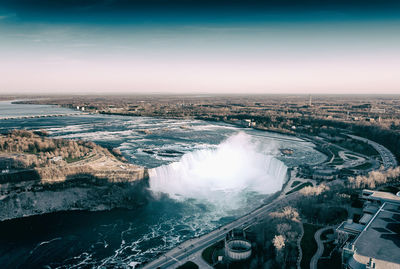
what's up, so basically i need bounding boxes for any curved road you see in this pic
[296,222,304,269]
[347,134,397,169]
[310,226,334,269]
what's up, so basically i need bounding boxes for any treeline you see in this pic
[348,166,400,189]
[225,114,400,163]
[37,165,94,182]
[296,184,350,225]
[248,206,301,268]
[0,130,109,168]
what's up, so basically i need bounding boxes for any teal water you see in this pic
[0,101,325,268]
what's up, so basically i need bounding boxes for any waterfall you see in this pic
[149,132,287,208]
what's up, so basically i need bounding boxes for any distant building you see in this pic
[51,156,63,162]
[337,190,400,269]
[312,167,338,181]
[241,119,256,128]
[370,108,385,114]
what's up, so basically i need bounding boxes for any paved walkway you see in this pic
[280,168,316,198]
[336,151,366,169]
[310,226,334,269]
[296,222,304,269]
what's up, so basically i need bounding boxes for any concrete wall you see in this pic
[225,239,252,261]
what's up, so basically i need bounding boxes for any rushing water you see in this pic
[0,101,326,268]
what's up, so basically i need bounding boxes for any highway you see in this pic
[347,134,398,169]
[141,193,297,269]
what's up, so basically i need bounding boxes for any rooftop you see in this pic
[337,221,365,234]
[363,203,380,214]
[362,189,400,204]
[354,202,400,265]
[359,213,373,225]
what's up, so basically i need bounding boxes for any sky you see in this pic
[0,0,400,94]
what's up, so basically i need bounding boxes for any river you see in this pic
[0,101,326,268]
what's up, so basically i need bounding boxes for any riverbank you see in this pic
[0,130,150,222]
[0,176,150,222]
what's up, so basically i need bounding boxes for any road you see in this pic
[141,193,297,269]
[310,226,334,269]
[347,134,397,169]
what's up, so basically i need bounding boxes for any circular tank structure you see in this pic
[225,239,252,261]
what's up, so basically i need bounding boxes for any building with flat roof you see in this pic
[344,202,400,268]
[336,220,365,245]
[337,190,400,268]
[361,189,400,205]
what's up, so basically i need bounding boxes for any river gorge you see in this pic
[0,101,326,268]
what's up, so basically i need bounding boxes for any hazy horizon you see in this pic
[1,0,400,94]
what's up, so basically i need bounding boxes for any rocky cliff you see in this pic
[0,130,150,222]
[0,170,149,222]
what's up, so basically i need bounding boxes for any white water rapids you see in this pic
[149,132,287,210]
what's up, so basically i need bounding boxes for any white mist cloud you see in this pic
[149,132,287,210]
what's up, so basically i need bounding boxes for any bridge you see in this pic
[250,133,308,143]
[140,192,299,269]
[0,113,86,120]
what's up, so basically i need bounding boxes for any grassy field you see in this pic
[378,185,400,194]
[291,180,302,187]
[201,240,223,265]
[352,162,373,170]
[286,182,313,195]
[331,158,344,165]
[322,241,337,257]
[177,261,199,269]
[337,140,379,157]
[65,156,85,163]
[318,250,342,269]
[300,223,323,269]
[320,228,334,241]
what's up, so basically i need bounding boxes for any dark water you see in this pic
[0,102,326,268]
[0,198,218,268]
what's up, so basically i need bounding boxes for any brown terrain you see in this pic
[0,130,149,221]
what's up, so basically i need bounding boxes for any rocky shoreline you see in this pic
[0,130,151,222]
[0,173,150,222]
